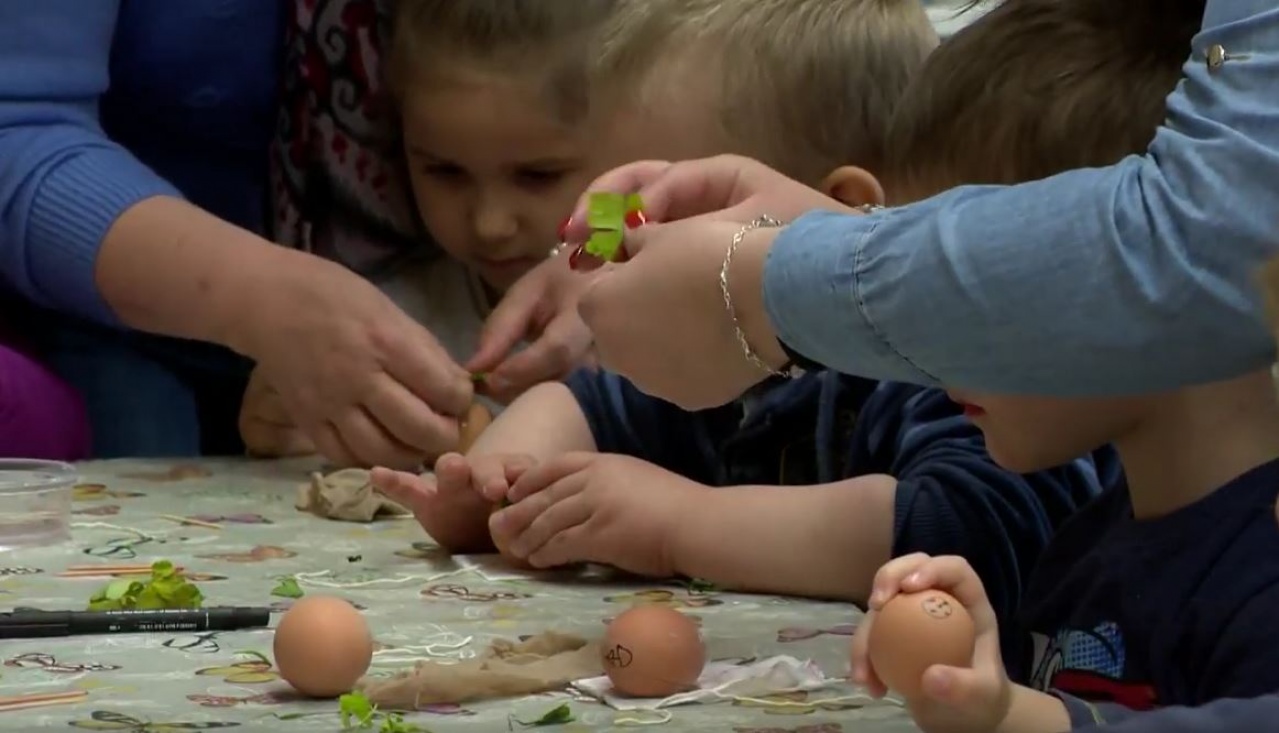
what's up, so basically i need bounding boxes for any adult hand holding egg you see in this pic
[850,553,1010,733]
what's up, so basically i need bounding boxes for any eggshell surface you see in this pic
[602,605,706,698]
[865,589,975,699]
[458,402,492,453]
[273,595,373,698]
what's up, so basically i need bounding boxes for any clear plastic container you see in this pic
[0,459,77,552]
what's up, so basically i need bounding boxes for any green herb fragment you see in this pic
[470,372,487,383]
[271,577,305,599]
[87,560,203,611]
[515,702,575,727]
[339,691,426,733]
[584,192,644,261]
[340,692,376,729]
[686,578,719,594]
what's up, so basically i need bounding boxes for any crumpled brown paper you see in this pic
[296,468,410,522]
[357,631,602,709]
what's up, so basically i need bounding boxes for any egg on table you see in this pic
[602,605,706,698]
[864,589,976,699]
[273,595,373,698]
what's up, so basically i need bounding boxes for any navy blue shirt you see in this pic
[1015,458,1279,727]
[566,368,1119,645]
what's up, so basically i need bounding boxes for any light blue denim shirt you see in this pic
[764,0,1279,396]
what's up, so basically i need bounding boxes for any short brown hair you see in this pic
[593,0,939,182]
[386,0,620,123]
[885,0,1204,198]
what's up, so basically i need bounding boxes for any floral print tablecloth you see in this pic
[0,458,917,732]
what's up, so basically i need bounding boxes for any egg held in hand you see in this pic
[458,402,493,453]
[864,589,976,700]
[273,595,373,698]
[602,605,706,698]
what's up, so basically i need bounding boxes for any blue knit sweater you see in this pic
[0,0,285,322]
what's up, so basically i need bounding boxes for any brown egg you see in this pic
[602,605,706,698]
[458,402,492,453]
[273,595,373,698]
[864,589,975,699]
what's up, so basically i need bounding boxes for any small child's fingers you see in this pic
[369,467,435,504]
[471,454,537,502]
[848,612,888,697]
[899,555,992,615]
[433,452,472,492]
[919,662,1005,714]
[868,553,935,609]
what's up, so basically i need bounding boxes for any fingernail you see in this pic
[624,210,647,229]
[905,572,921,586]
[869,590,884,607]
[851,663,866,683]
[557,216,572,242]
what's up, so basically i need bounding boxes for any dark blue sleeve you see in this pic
[856,384,1116,632]
[563,367,731,485]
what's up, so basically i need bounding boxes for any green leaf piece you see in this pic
[271,577,305,599]
[470,372,487,383]
[87,560,203,611]
[515,702,575,727]
[686,578,719,594]
[339,692,376,729]
[339,692,426,732]
[583,192,644,261]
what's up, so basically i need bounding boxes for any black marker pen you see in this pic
[0,607,273,639]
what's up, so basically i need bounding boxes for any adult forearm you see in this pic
[95,196,298,350]
[764,2,1279,396]
[669,475,896,601]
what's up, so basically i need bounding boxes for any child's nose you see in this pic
[473,199,519,243]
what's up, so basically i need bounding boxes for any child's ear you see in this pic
[819,166,885,208]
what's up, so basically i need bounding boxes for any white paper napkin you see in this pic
[571,655,843,711]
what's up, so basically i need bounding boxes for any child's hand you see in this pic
[239,366,316,458]
[489,452,703,576]
[370,452,535,553]
[851,553,1012,733]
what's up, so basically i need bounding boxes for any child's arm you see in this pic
[668,384,1111,606]
[466,380,596,460]
[668,476,896,601]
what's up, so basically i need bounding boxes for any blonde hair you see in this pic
[386,0,620,122]
[592,0,938,181]
[885,0,1203,198]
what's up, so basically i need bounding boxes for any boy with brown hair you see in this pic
[847,0,1279,731]
[372,0,1115,634]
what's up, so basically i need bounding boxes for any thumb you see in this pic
[467,278,546,374]
[920,665,999,708]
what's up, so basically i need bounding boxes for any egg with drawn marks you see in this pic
[602,605,706,698]
[273,595,372,698]
[864,589,975,700]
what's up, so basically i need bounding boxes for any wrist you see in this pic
[218,247,332,358]
[662,483,715,579]
[996,684,1071,733]
[726,227,788,371]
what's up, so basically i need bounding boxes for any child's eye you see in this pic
[515,168,567,187]
[421,163,464,179]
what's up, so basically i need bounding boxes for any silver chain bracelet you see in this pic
[720,215,789,378]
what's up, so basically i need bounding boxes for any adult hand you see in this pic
[466,250,596,404]
[576,219,787,410]
[851,554,1011,733]
[233,256,473,469]
[489,452,700,575]
[562,154,854,250]
[238,365,316,458]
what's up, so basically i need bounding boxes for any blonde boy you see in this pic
[373,0,1115,636]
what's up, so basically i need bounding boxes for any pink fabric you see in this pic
[0,343,91,461]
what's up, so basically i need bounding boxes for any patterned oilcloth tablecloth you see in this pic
[0,458,918,732]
